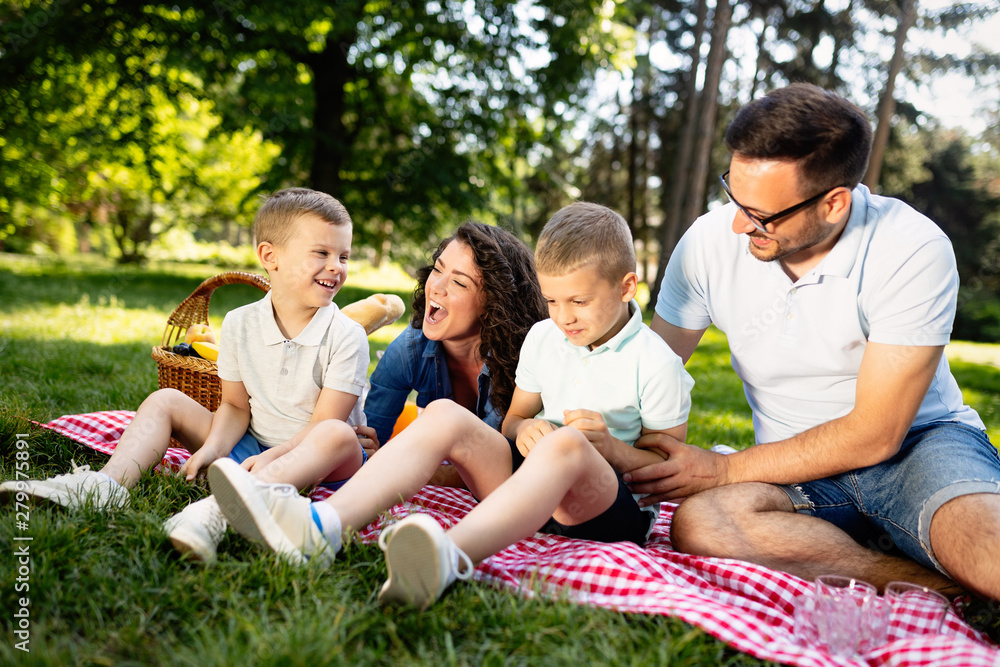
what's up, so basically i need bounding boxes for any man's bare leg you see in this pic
[931,493,1000,600]
[671,482,956,592]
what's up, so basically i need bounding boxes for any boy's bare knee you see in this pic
[533,428,590,468]
[422,399,469,421]
[143,388,190,413]
[421,399,479,438]
[311,419,357,448]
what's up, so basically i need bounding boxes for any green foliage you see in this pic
[878,122,1000,342]
[0,2,281,262]
[1,0,615,265]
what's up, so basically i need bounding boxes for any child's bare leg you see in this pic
[327,399,513,532]
[252,420,364,490]
[447,427,619,563]
[102,389,214,488]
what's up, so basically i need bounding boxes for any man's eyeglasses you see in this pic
[718,170,842,234]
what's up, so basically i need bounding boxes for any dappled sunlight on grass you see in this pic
[950,360,1000,444]
[947,341,1000,368]
[0,255,420,418]
[2,298,167,344]
[689,410,755,448]
[351,261,418,292]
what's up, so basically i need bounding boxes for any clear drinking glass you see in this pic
[858,597,891,653]
[814,591,863,656]
[813,575,878,657]
[815,575,877,601]
[885,581,949,638]
[793,594,820,647]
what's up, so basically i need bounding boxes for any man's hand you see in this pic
[355,424,380,458]
[515,418,557,456]
[563,409,613,453]
[623,433,731,505]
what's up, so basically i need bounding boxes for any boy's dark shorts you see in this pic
[506,437,651,546]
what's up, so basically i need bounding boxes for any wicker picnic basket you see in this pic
[151,271,270,411]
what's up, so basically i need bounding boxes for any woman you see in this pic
[362,222,547,471]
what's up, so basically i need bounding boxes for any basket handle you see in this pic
[161,271,270,348]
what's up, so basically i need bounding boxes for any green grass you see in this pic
[4,253,1000,664]
[0,253,774,666]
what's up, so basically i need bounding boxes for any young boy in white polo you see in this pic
[207,201,694,608]
[1,188,370,564]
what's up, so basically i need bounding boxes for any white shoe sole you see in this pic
[379,517,444,609]
[166,523,217,564]
[0,481,128,510]
[208,459,306,565]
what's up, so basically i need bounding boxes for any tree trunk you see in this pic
[651,0,708,303]
[651,0,732,306]
[749,19,767,100]
[308,34,356,196]
[628,53,649,241]
[864,0,917,189]
[682,0,731,231]
[827,0,855,87]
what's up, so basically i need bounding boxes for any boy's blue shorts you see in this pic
[506,437,651,546]
[225,431,367,492]
[226,432,266,465]
[777,420,1000,575]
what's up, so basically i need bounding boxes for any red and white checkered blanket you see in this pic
[39,411,1000,667]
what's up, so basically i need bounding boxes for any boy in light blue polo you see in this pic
[509,201,695,531]
[208,201,694,609]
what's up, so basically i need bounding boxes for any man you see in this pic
[627,83,1000,599]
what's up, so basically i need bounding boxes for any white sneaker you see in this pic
[0,461,129,510]
[377,513,474,610]
[208,458,337,565]
[710,444,739,455]
[164,496,227,564]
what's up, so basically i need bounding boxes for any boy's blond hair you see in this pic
[252,187,352,248]
[535,202,636,284]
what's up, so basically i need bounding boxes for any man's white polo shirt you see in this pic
[656,184,984,444]
[217,291,369,447]
[515,300,694,446]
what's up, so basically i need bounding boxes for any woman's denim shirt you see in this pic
[364,325,500,444]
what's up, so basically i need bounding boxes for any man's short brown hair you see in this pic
[724,83,873,192]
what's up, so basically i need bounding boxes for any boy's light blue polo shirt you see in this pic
[515,300,694,446]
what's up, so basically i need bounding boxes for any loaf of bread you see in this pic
[341,293,406,334]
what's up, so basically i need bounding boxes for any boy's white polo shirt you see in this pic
[656,184,984,444]
[217,291,369,447]
[515,300,694,446]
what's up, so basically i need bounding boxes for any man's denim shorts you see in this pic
[778,421,1000,575]
[225,431,367,492]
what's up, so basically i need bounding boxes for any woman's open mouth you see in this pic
[426,299,448,324]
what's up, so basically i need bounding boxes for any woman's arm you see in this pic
[364,333,417,444]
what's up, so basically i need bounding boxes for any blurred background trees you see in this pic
[2,0,999,337]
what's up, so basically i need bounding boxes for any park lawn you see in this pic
[1,253,998,664]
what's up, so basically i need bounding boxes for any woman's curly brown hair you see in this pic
[411,221,547,418]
